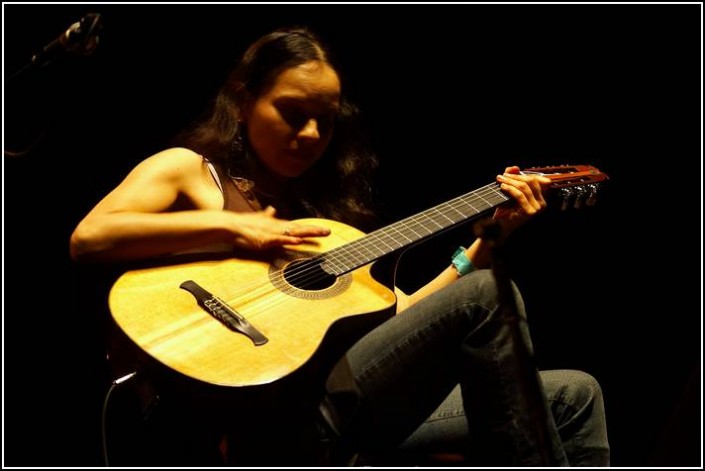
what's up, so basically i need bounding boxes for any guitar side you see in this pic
[108,218,397,388]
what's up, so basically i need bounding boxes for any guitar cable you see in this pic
[101,371,138,467]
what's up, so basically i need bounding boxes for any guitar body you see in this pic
[109,218,397,400]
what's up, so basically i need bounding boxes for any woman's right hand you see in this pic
[228,206,331,250]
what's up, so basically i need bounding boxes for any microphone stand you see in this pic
[4,13,102,159]
[474,219,555,466]
[6,13,101,83]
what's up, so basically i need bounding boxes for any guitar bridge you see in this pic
[180,280,268,346]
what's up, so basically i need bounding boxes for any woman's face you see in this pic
[244,60,341,179]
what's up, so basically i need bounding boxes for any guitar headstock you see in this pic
[522,164,609,210]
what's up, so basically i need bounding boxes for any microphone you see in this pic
[31,13,102,67]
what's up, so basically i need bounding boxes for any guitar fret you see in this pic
[456,198,482,214]
[474,191,493,208]
[320,256,345,274]
[397,219,429,239]
[414,212,446,230]
[367,230,405,254]
[386,224,415,244]
[341,240,371,262]
[372,232,400,252]
[432,206,461,225]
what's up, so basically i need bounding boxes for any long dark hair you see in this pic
[174,26,379,231]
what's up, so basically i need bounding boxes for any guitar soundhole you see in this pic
[284,258,335,290]
[268,250,352,300]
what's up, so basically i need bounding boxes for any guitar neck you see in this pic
[321,182,508,276]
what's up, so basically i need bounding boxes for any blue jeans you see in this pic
[320,270,610,466]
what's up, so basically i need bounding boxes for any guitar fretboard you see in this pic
[320,182,508,275]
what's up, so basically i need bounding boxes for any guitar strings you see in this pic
[219,183,509,317]
[320,183,507,275]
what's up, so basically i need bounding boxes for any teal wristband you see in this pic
[451,246,475,277]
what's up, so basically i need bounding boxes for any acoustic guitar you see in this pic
[108,165,608,393]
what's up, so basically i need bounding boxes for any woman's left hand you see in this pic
[493,166,551,237]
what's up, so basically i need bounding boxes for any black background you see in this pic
[3,3,701,467]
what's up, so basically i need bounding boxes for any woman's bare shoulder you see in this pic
[126,147,207,180]
[141,147,203,167]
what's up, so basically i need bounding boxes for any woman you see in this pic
[70,26,609,466]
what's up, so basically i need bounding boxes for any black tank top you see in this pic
[206,160,262,213]
[206,158,312,221]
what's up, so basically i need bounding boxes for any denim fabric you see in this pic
[321,269,609,466]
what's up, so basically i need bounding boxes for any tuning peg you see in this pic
[573,186,587,209]
[560,188,574,211]
[586,183,600,207]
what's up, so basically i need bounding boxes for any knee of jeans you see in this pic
[456,270,498,306]
[549,369,604,409]
[455,270,527,321]
[574,371,604,407]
